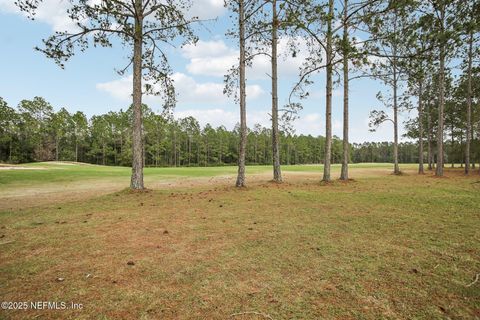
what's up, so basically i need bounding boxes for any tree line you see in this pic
[1,96,439,167]
[1,96,343,166]
[12,0,480,189]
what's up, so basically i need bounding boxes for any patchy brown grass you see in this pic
[0,167,479,319]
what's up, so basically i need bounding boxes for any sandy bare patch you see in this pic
[0,166,46,170]
[0,173,262,211]
[0,166,415,211]
[45,161,86,166]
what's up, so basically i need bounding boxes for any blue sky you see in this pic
[0,0,411,143]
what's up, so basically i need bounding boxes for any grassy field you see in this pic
[0,162,394,188]
[0,162,479,319]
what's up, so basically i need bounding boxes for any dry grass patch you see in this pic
[0,168,479,319]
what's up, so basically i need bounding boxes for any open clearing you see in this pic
[0,163,479,319]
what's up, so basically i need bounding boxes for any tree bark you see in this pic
[130,0,144,189]
[418,82,424,174]
[143,143,146,168]
[392,18,400,175]
[435,5,445,177]
[465,31,473,174]
[271,0,282,183]
[340,0,349,181]
[323,0,333,182]
[236,0,247,187]
[427,99,433,170]
[392,71,400,174]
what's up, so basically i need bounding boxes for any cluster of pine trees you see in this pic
[0,92,480,168]
[0,96,348,166]
[402,67,480,169]
[3,96,477,167]
[229,0,480,185]
[11,0,480,189]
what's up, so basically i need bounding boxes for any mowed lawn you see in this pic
[0,163,479,319]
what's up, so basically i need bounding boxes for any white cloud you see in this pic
[182,39,237,77]
[173,72,265,103]
[96,75,133,101]
[180,37,312,79]
[0,0,225,32]
[0,0,78,32]
[182,39,232,59]
[246,85,264,100]
[250,37,312,79]
[0,0,17,12]
[96,73,264,106]
[293,113,322,136]
[172,72,225,103]
[188,0,225,20]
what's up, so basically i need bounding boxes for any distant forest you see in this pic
[2,96,477,167]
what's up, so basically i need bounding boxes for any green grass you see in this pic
[0,163,479,319]
[0,162,254,187]
[0,161,406,190]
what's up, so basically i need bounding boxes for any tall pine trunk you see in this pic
[236,0,247,187]
[392,64,399,174]
[323,0,333,182]
[418,82,424,174]
[465,31,473,174]
[340,0,349,181]
[427,99,433,170]
[271,0,282,182]
[392,16,400,175]
[436,46,445,176]
[130,0,144,189]
[435,6,445,177]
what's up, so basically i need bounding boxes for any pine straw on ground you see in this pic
[0,168,479,319]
